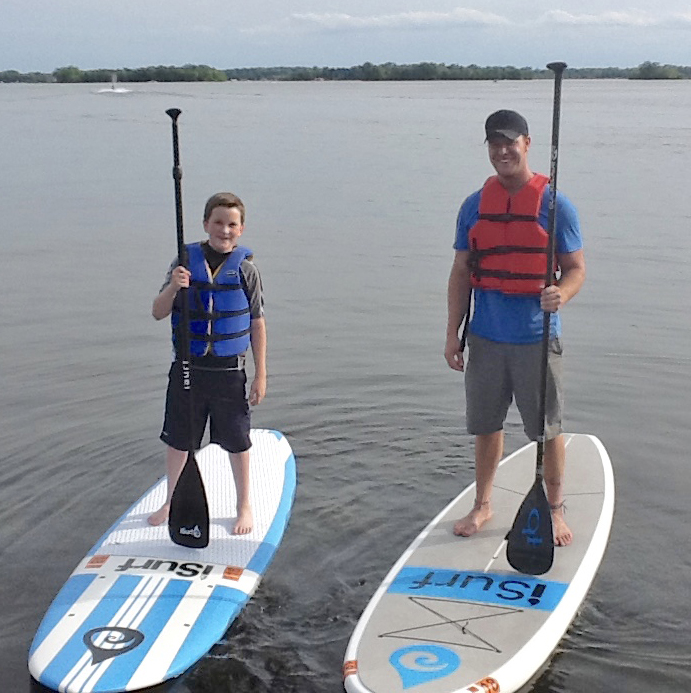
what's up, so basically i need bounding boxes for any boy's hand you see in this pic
[170,266,191,290]
[152,266,191,320]
[249,375,266,406]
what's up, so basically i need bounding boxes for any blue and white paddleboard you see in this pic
[343,433,614,693]
[29,428,296,693]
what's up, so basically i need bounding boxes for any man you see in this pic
[444,109,585,546]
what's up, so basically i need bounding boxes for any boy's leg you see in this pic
[207,369,253,535]
[454,430,504,536]
[148,446,188,526]
[153,361,204,526]
[544,435,572,546]
[229,450,252,535]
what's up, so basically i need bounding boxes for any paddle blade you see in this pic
[506,480,554,575]
[168,453,210,548]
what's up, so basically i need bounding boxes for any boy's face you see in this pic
[203,205,244,253]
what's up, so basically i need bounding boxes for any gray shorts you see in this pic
[465,333,564,440]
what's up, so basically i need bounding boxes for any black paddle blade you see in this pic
[506,480,554,575]
[168,453,210,548]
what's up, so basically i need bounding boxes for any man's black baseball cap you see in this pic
[484,110,529,141]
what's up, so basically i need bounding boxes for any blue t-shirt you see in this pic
[454,184,582,344]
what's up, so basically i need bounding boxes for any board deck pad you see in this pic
[343,434,614,693]
[29,428,296,693]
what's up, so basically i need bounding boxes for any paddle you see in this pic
[165,107,210,549]
[505,61,567,575]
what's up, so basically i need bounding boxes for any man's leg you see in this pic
[454,430,504,537]
[544,434,572,546]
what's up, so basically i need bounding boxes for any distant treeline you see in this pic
[2,61,690,83]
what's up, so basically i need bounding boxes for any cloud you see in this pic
[292,9,508,29]
[242,8,508,34]
[243,6,691,36]
[542,10,666,27]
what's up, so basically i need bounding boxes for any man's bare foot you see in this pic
[453,501,492,537]
[232,505,253,535]
[147,504,169,527]
[551,503,572,546]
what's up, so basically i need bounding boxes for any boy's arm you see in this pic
[152,265,190,320]
[248,317,267,406]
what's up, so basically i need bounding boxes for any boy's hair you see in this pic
[203,192,245,224]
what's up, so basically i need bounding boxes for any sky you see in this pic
[2,0,691,73]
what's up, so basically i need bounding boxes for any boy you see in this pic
[148,192,266,535]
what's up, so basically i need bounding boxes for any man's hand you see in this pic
[445,335,466,371]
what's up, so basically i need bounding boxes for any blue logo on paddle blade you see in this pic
[389,644,460,689]
[522,508,543,546]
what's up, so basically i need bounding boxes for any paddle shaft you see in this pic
[535,61,567,480]
[504,62,566,574]
[165,109,195,418]
[165,109,210,548]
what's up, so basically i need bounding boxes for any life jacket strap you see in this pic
[468,242,550,280]
[189,281,243,292]
[191,328,252,344]
[477,213,539,223]
[187,307,251,321]
[471,269,548,281]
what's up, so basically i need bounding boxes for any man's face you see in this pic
[487,134,531,179]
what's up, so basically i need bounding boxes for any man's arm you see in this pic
[445,250,472,371]
[541,249,586,312]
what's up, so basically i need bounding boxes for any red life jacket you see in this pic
[468,173,556,295]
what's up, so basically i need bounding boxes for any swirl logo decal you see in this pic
[521,509,543,546]
[389,644,460,689]
[83,627,144,664]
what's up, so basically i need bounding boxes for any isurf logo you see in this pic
[114,557,214,578]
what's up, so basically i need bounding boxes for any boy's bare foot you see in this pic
[551,503,572,546]
[453,501,492,537]
[232,505,253,535]
[147,504,170,526]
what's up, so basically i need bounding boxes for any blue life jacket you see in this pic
[171,243,252,358]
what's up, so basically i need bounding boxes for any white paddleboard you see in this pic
[343,433,614,693]
[29,428,296,693]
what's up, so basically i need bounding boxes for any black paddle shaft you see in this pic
[166,108,191,367]
[166,108,194,452]
[506,62,566,575]
[536,61,567,480]
[165,108,210,549]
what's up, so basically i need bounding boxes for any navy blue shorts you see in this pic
[160,361,251,453]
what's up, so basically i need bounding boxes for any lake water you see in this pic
[1,78,690,692]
